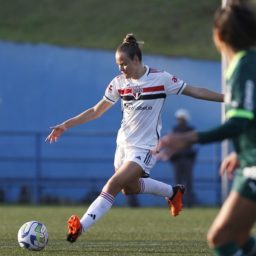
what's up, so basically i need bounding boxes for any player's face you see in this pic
[115,51,138,79]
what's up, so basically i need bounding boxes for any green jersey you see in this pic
[225,50,256,168]
[198,50,256,200]
[198,50,256,168]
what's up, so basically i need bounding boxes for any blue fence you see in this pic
[0,41,223,206]
[0,130,221,206]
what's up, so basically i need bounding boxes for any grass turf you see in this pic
[0,205,219,256]
[0,0,219,60]
[1,0,256,60]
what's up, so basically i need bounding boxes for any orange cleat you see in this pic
[66,215,82,243]
[166,185,185,217]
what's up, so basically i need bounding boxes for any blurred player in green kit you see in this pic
[157,0,256,255]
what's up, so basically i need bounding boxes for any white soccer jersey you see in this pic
[104,65,186,149]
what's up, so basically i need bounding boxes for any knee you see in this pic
[103,176,123,195]
[122,188,130,195]
[104,177,138,195]
[105,176,119,189]
[122,187,136,195]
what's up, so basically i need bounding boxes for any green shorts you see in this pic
[232,167,256,202]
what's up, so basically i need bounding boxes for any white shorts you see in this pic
[114,145,157,176]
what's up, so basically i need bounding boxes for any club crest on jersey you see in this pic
[132,86,143,100]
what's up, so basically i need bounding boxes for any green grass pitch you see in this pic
[0,205,220,255]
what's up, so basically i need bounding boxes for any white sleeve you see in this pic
[103,79,120,104]
[164,72,187,95]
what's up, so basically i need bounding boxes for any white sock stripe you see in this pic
[100,192,114,204]
[139,178,145,193]
[100,191,114,201]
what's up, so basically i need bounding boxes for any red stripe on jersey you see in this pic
[143,85,164,93]
[118,88,132,95]
[118,85,164,95]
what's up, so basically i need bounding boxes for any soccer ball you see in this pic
[17,221,48,251]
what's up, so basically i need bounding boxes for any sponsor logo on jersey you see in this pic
[123,102,152,111]
[244,80,254,110]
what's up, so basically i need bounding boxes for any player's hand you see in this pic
[155,133,189,161]
[45,124,67,143]
[220,151,239,179]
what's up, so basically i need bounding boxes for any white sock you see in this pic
[80,191,114,232]
[139,178,173,198]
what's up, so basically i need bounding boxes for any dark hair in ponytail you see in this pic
[214,0,256,50]
[116,33,143,61]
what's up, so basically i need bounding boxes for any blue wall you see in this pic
[0,41,222,205]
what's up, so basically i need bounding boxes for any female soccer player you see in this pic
[157,1,256,255]
[45,33,223,243]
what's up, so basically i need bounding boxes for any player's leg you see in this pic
[80,161,142,230]
[67,160,143,243]
[207,190,256,255]
[121,147,176,197]
[123,176,185,216]
[120,147,185,216]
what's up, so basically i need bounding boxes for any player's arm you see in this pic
[62,99,112,128]
[197,117,249,143]
[182,85,224,102]
[45,99,112,143]
[157,117,250,160]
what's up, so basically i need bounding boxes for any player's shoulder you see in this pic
[146,67,171,80]
[148,66,178,82]
[112,73,125,81]
[111,74,127,87]
[146,67,168,77]
[237,50,256,69]
[147,67,164,74]
[244,49,256,62]
[233,51,256,81]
